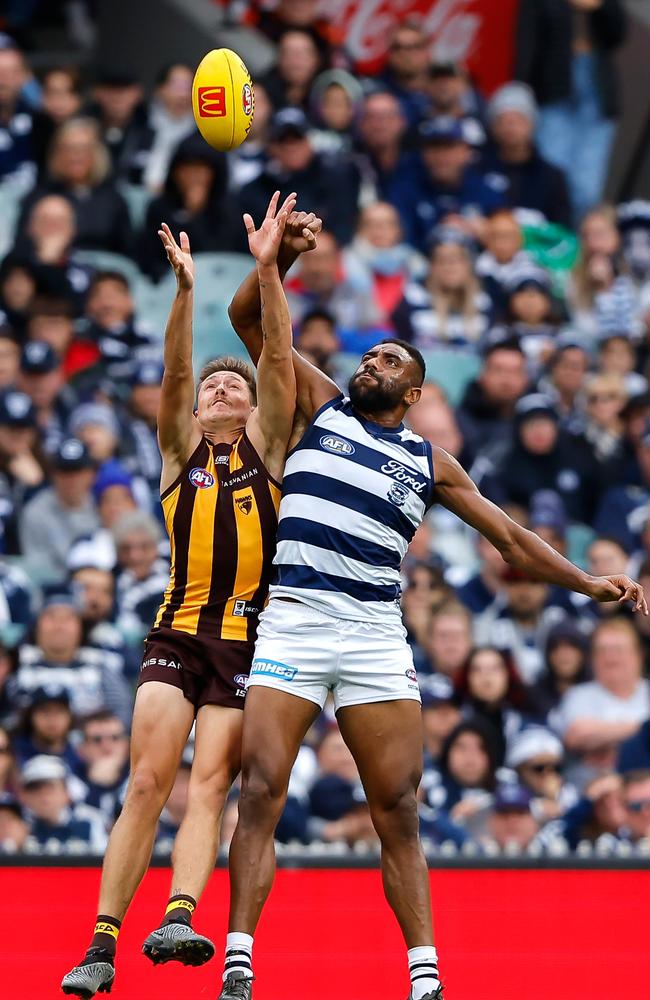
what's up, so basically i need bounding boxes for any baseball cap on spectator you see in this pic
[428,224,475,253]
[41,585,82,613]
[420,673,456,708]
[514,393,559,426]
[0,792,24,818]
[21,340,59,375]
[487,82,538,126]
[94,67,139,88]
[69,402,120,440]
[506,267,552,297]
[493,783,533,813]
[270,107,310,141]
[506,727,564,769]
[27,683,71,709]
[91,459,134,503]
[529,490,567,537]
[0,389,37,428]
[418,115,465,145]
[53,437,93,472]
[21,754,68,786]
[130,360,163,387]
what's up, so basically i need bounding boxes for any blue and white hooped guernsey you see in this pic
[271,393,435,621]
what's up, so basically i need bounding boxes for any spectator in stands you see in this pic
[19,753,107,851]
[504,269,562,372]
[455,646,528,764]
[12,683,78,768]
[618,714,650,774]
[74,710,129,822]
[293,308,341,380]
[239,108,360,246]
[69,563,122,651]
[20,437,97,580]
[559,771,626,848]
[0,43,37,191]
[538,336,590,425]
[404,117,506,254]
[25,296,76,371]
[139,134,245,281]
[515,0,626,222]
[482,82,571,228]
[506,726,577,822]
[19,117,134,256]
[475,209,532,312]
[570,372,628,487]
[254,0,333,63]
[620,770,650,843]
[455,535,507,615]
[32,66,83,173]
[423,719,498,829]
[0,792,28,852]
[0,722,15,789]
[0,560,34,644]
[142,62,195,194]
[87,69,151,185]
[18,340,75,455]
[392,227,492,350]
[483,783,540,851]
[68,402,121,465]
[355,90,421,211]
[594,420,650,553]
[528,617,591,727]
[11,193,92,309]
[262,29,323,112]
[0,388,47,552]
[557,617,649,767]
[342,202,425,332]
[402,563,451,671]
[67,460,139,572]
[457,336,530,466]
[0,260,36,339]
[113,510,168,647]
[426,61,486,148]
[120,361,162,501]
[528,489,569,557]
[422,600,473,679]
[10,590,131,724]
[421,674,462,765]
[379,20,431,129]
[285,229,381,345]
[308,727,377,846]
[567,205,640,340]
[0,330,19,391]
[309,69,363,156]
[597,333,647,398]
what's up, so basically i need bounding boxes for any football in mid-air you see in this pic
[192,48,254,152]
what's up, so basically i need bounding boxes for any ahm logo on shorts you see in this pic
[189,467,215,489]
[320,434,355,456]
[251,659,298,681]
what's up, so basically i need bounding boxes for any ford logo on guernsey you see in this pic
[189,467,215,489]
[320,434,355,456]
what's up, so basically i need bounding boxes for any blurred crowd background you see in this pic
[2,0,650,859]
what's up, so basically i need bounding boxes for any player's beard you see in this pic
[348,372,404,413]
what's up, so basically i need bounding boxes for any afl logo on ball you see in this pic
[198,86,227,117]
[242,82,253,116]
[189,467,215,489]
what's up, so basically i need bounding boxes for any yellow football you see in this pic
[192,48,255,152]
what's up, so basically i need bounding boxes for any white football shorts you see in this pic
[248,598,421,711]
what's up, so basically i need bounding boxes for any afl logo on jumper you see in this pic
[198,86,227,117]
[320,434,355,456]
[189,467,215,489]
[242,82,253,115]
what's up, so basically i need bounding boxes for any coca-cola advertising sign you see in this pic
[238,0,520,94]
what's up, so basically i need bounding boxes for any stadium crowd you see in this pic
[2,0,650,859]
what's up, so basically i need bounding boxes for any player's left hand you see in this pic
[589,574,648,614]
[244,190,297,267]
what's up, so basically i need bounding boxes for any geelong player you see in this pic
[61,191,301,998]
[222,241,648,1000]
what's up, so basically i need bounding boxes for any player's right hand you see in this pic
[158,223,194,290]
[282,209,322,255]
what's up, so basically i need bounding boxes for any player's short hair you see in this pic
[377,338,426,386]
[198,356,257,405]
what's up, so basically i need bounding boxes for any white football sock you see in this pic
[408,945,440,1000]
[223,931,254,981]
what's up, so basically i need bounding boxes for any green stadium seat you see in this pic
[72,249,143,287]
[117,182,152,229]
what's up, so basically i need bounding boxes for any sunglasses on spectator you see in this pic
[86,732,126,744]
[587,393,621,403]
[626,798,650,813]
[522,762,562,775]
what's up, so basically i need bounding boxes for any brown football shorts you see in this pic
[138,626,253,712]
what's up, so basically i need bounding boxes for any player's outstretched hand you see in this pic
[590,574,648,614]
[282,209,322,255]
[158,223,194,290]
[244,190,297,267]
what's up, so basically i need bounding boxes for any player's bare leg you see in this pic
[143,704,243,967]
[218,687,320,999]
[337,699,442,1000]
[62,683,194,997]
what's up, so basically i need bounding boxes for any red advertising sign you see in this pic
[5,865,650,1000]
[233,0,520,94]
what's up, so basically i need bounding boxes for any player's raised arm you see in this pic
[229,206,339,419]
[243,192,299,481]
[433,448,648,613]
[156,225,203,486]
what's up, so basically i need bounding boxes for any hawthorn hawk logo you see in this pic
[236,493,253,515]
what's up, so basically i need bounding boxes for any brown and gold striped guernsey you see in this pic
[152,432,281,642]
